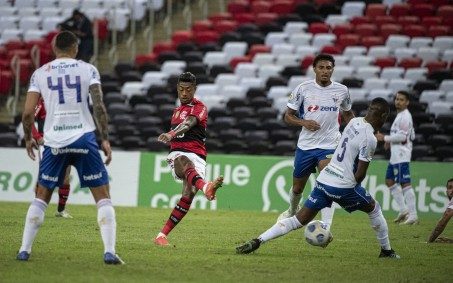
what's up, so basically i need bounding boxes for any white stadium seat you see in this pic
[404,68,428,82]
[409,37,433,49]
[235,63,258,78]
[194,84,219,98]
[419,90,445,104]
[289,33,312,46]
[386,35,410,49]
[363,78,388,91]
[380,67,405,80]
[387,78,413,92]
[271,43,295,55]
[161,61,186,76]
[265,32,287,46]
[355,66,380,80]
[121,82,146,98]
[341,1,365,18]
[283,22,308,35]
[203,52,228,68]
[368,46,391,58]
[141,71,169,88]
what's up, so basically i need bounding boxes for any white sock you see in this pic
[368,201,391,250]
[289,189,302,215]
[402,186,417,219]
[321,205,335,230]
[389,184,407,214]
[258,216,302,243]
[97,199,116,254]
[19,198,47,253]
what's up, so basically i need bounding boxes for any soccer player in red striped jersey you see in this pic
[32,97,73,218]
[154,72,224,246]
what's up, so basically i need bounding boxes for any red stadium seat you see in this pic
[212,20,238,33]
[337,34,360,49]
[7,49,30,59]
[432,0,449,6]
[403,25,427,37]
[171,30,193,46]
[407,0,429,5]
[46,30,59,42]
[374,57,397,68]
[193,31,220,45]
[94,19,108,42]
[365,4,387,17]
[421,16,443,26]
[361,36,384,49]
[389,3,410,17]
[234,13,255,24]
[375,16,396,26]
[412,4,435,18]
[4,40,24,50]
[269,1,295,14]
[301,55,315,70]
[152,41,175,55]
[255,13,278,25]
[192,20,212,32]
[428,25,451,37]
[227,1,249,14]
[248,44,271,57]
[135,53,157,66]
[397,16,419,25]
[308,22,329,34]
[0,70,13,96]
[380,24,402,39]
[398,57,423,69]
[320,45,342,55]
[251,1,271,13]
[332,23,353,37]
[354,23,378,37]
[230,56,252,69]
[425,60,448,72]
[350,16,371,25]
[208,13,232,23]
[437,5,453,18]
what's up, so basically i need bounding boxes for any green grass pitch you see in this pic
[0,202,451,282]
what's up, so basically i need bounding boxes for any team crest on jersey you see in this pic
[174,110,180,118]
[307,105,319,112]
[180,111,187,120]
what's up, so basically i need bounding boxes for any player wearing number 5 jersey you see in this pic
[237,98,401,259]
[17,31,123,264]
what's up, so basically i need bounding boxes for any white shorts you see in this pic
[166,151,206,181]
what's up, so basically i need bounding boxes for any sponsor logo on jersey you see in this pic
[53,123,82,132]
[308,196,317,203]
[307,105,319,112]
[41,173,58,182]
[83,172,103,181]
[180,111,187,120]
[320,106,339,111]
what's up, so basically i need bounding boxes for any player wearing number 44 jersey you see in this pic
[153,72,224,246]
[237,98,401,259]
[17,31,123,264]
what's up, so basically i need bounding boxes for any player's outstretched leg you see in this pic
[184,164,224,201]
[368,201,400,259]
[236,239,261,254]
[16,198,48,261]
[55,184,73,219]
[277,189,302,221]
[203,176,224,201]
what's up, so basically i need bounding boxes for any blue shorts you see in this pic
[293,148,335,178]
[38,132,109,189]
[385,162,411,184]
[304,181,374,213]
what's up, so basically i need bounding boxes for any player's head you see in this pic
[177,72,197,104]
[52,31,78,58]
[394,90,410,111]
[447,178,453,200]
[72,9,83,21]
[312,54,335,86]
[366,97,390,130]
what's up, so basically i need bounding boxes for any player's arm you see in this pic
[158,116,197,144]
[428,208,453,243]
[284,108,320,131]
[341,110,355,125]
[89,83,112,165]
[22,92,40,160]
[354,160,370,184]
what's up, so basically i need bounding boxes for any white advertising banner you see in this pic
[0,148,140,207]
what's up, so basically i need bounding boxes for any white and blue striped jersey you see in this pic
[28,58,100,148]
[317,117,377,188]
[288,79,351,150]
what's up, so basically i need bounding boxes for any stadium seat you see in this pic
[439,79,453,92]
[409,37,434,49]
[349,55,374,68]
[389,3,410,17]
[283,21,308,35]
[413,79,438,93]
[341,2,365,18]
[386,35,410,49]
[387,78,413,91]
[288,33,313,46]
[363,78,388,90]
[355,66,380,80]
[403,25,427,37]
[398,57,423,69]
[308,23,330,35]
[404,68,428,81]
[381,67,405,80]
[424,60,448,73]
[368,89,393,101]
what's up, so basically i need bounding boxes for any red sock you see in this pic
[161,196,192,236]
[58,184,70,212]
[184,166,206,191]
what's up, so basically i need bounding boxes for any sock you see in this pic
[57,184,70,212]
[184,166,206,191]
[289,189,302,215]
[402,186,417,219]
[19,198,48,253]
[161,196,192,236]
[389,184,407,214]
[258,216,302,243]
[97,199,116,254]
[368,201,391,250]
[320,206,335,230]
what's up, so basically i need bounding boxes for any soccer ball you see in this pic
[304,220,332,247]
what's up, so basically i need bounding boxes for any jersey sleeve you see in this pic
[340,87,352,111]
[27,70,41,93]
[358,129,377,162]
[88,64,101,85]
[384,114,411,143]
[189,102,207,122]
[287,84,303,110]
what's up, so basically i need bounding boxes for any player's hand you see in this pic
[375,131,385,142]
[36,137,44,146]
[101,140,112,165]
[302,120,320,131]
[158,133,172,144]
[25,139,38,161]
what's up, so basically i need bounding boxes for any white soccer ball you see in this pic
[304,220,332,247]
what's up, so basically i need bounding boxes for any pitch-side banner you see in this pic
[139,152,452,215]
[0,148,139,206]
